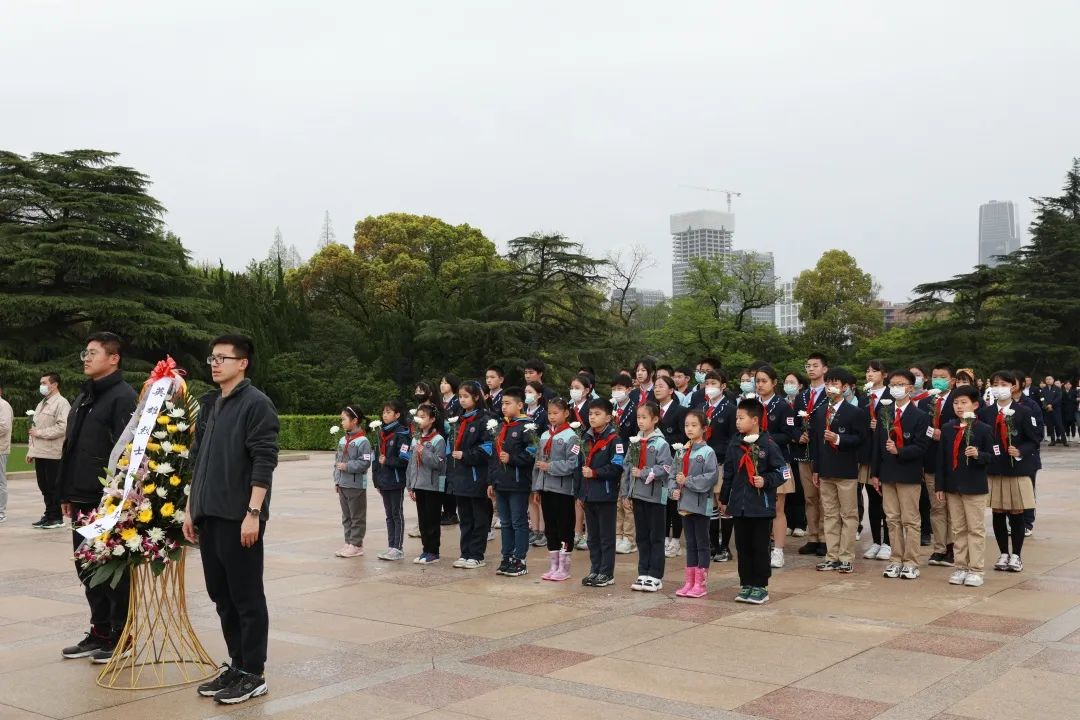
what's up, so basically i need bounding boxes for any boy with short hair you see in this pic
[794,352,830,558]
[934,385,993,587]
[920,363,957,566]
[610,374,638,555]
[871,371,931,579]
[673,366,693,407]
[577,400,625,587]
[523,359,556,402]
[485,365,505,411]
[488,388,538,577]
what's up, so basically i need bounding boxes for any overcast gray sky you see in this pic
[4,1,1077,300]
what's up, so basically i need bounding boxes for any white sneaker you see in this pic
[575,534,589,550]
[334,543,352,557]
[631,575,646,591]
[876,544,892,561]
[378,548,404,561]
[964,573,985,587]
[863,543,881,560]
[855,527,862,541]
[883,563,902,579]
[463,559,486,569]
[1024,527,1032,537]
[948,569,968,585]
[664,539,678,558]
[493,518,503,529]
[615,537,632,554]
[408,526,421,538]
[785,527,793,536]
[770,548,785,568]
[487,529,496,541]
[1008,554,1023,572]
[640,577,661,592]
[994,553,1010,571]
[900,565,920,580]
[452,557,468,569]
[792,528,807,538]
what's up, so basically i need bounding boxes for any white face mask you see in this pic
[569,388,584,402]
[783,383,798,396]
[704,386,722,400]
[524,393,537,406]
[889,385,909,400]
[992,386,1013,401]
[611,390,628,404]
[739,380,755,393]
[39,384,50,396]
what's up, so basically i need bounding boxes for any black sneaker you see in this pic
[941,552,955,567]
[920,534,932,547]
[928,553,946,566]
[31,515,49,529]
[504,559,528,577]
[198,664,243,697]
[816,560,840,571]
[592,573,615,587]
[61,629,110,659]
[798,542,818,555]
[42,517,65,529]
[581,573,599,587]
[213,671,267,705]
[440,513,459,526]
[712,549,731,563]
[837,562,853,573]
[495,558,512,575]
[90,637,132,665]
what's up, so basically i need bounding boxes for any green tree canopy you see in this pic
[794,249,882,356]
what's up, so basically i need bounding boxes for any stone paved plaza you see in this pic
[2,448,1080,720]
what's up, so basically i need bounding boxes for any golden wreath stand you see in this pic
[97,548,218,690]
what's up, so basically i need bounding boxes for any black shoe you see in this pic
[41,517,65,529]
[439,514,459,526]
[928,552,945,565]
[213,671,268,705]
[816,560,841,571]
[797,542,818,555]
[581,573,599,587]
[198,664,243,697]
[495,558,512,575]
[921,534,932,547]
[814,543,827,557]
[712,549,731,563]
[31,515,48,529]
[592,573,615,587]
[504,559,528,577]
[61,629,110,659]
[90,637,131,664]
[837,562,853,573]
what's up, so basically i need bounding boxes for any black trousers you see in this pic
[734,516,772,588]
[785,462,807,530]
[684,513,711,568]
[1048,411,1066,443]
[441,493,457,518]
[632,499,666,578]
[665,499,683,539]
[541,491,576,552]
[584,501,616,576]
[414,489,443,556]
[71,502,129,635]
[865,482,889,545]
[36,458,62,521]
[198,517,268,676]
[456,495,492,561]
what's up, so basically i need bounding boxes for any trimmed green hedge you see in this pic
[12,415,343,451]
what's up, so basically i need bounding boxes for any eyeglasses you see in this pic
[79,350,105,361]
[206,355,242,366]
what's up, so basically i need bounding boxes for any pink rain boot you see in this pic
[674,567,696,597]
[541,551,560,580]
[549,550,572,581]
[686,567,708,598]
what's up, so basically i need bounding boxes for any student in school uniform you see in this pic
[333,404,373,558]
[870,370,931,580]
[859,361,890,562]
[688,357,721,408]
[698,370,737,562]
[577,400,625,588]
[534,398,581,582]
[754,365,795,568]
[488,388,538,577]
[979,371,1040,572]
[568,374,595,428]
[920,363,958,566]
[622,402,673,592]
[721,399,789,605]
[782,371,809,538]
[810,368,866,573]
[659,377,689,558]
[438,375,463,526]
[485,365,506,415]
[446,382,494,569]
[1011,370,1045,536]
[523,358,557,403]
[656,376,688,447]
[673,366,694,408]
[673,410,718,598]
[934,385,993,587]
[610,374,639,555]
[794,353,830,558]
[524,380,549,548]
[405,403,447,564]
[629,357,657,407]
[372,400,412,561]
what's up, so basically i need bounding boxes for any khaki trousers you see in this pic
[820,477,858,563]
[617,499,636,539]
[923,472,953,554]
[798,462,822,542]
[946,492,988,574]
[882,483,922,567]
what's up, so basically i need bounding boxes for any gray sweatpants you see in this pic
[337,486,367,547]
[0,454,8,516]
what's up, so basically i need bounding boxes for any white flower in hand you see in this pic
[743,434,759,444]
[629,436,641,444]
[743,392,756,399]
[369,420,382,430]
[1002,408,1015,417]
[927,388,942,397]
[671,443,685,452]
[446,416,460,424]
[962,411,977,420]
[524,423,537,431]
[409,408,417,416]
[878,399,893,407]
[330,425,341,435]
[25,409,35,417]
[569,421,581,429]
[826,385,842,395]
[486,419,499,430]
[863,382,874,392]
[797,410,808,417]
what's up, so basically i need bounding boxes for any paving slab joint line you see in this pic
[1024,603,1080,643]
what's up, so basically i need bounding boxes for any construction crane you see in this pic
[680,184,742,213]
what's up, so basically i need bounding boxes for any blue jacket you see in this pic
[721,431,788,518]
[575,425,624,503]
[445,410,494,497]
[372,421,411,490]
[871,402,930,484]
[977,402,1041,477]
[489,416,538,492]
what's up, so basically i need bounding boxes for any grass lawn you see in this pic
[5,445,34,473]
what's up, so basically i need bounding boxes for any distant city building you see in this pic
[874,300,915,330]
[978,200,1020,267]
[775,277,804,334]
[610,287,667,310]
[729,250,776,326]
[671,210,734,297]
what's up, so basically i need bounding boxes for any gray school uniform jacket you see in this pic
[532,425,580,496]
[334,432,373,489]
[620,430,673,505]
[406,432,447,493]
[675,442,719,517]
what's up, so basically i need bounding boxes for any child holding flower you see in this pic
[333,405,372,558]
[673,410,718,598]
[621,401,673,592]
[534,398,580,581]
[720,399,789,604]
[488,388,538,577]
[372,400,411,561]
[406,403,447,564]
[934,386,993,586]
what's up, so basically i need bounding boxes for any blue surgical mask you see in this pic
[740,380,755,394]
[783,383,798,396]
[931,377,950,392]
[694,371,706,384]
[913,376,925,391]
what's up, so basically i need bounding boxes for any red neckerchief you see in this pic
[738,443,757,486]
[495,419,521,457]
[682,442,695,476]
[420,429,439,444]
[454,413,478,451]
[573,403,587,425]
[912,390,929,402]
[379,427,395,457]
[638,435,650,470]
[825,402,840,449]
[893,406,905,449]
[952,420,967,470]
[585,428,618,469]
[544,423,570,455]
[345,430,365,447]
[934,397,944,429]
[659,401,671,420]
[995,408,1010,450]
[614,406,623,425]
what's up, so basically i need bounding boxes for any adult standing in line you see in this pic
[59,332,138,662]
[1043,375,1067,447]
[0,381,11,524]
[186,334,279,705]
[28,373,72,529]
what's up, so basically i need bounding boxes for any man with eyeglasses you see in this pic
[59,332,138,663]
[186,334,279,705]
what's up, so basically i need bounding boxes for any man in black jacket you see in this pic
[185,334,279,705]
[59,332,138,663]
[1042,375,1067,446]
